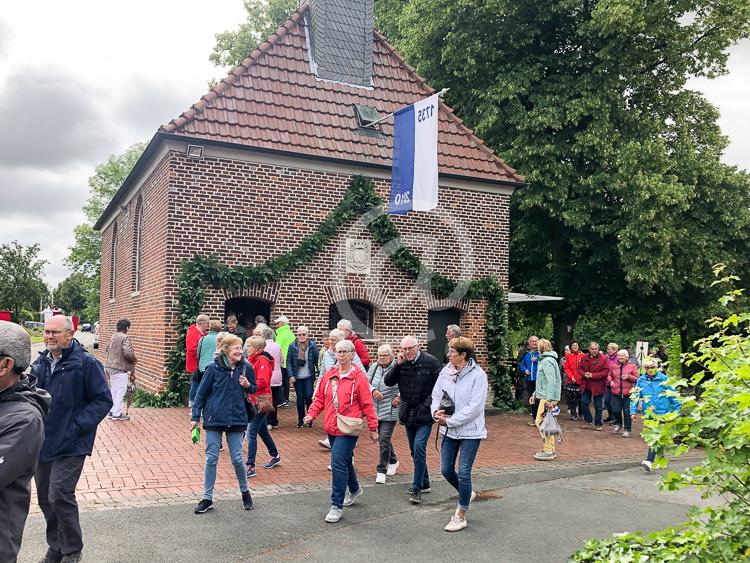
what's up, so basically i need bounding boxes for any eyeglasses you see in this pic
[402,345,418,352]
[43,329,65,336]
[335,350,353,355]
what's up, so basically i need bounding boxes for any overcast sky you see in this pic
[0,2,748,290]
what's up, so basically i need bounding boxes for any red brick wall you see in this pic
[100,150,511,391]
[98,154,172,393]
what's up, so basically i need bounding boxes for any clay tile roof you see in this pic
[160,5,524,184]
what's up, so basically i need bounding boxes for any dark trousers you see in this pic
[267,386,284,427]
[565,384,583,418]
[294,377,314,424]
[526,380,539,419]
[603,387,613,420]
[405,424,432,491]
[282,369,291,403]
[376,420,398,473]
[610,395,632,431]
[36,456,86,556]
[646,447,656,463]
[581,391,604,426]
[329,434,359,509]
[246,412,278,466]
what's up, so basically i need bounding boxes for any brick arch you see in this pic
[323,284,389,309]
[222,282,281,303]
[425,291,469,313]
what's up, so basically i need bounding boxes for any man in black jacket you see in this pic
[30,315,112,563]
[0,320,51,563]
[384,335,442,505]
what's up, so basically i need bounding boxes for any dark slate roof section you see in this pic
[308,0,373,87]
[159,4,524,184]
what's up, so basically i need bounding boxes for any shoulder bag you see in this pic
[331,375,364,436]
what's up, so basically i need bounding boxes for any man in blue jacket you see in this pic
[30,315,112,563]
[519,336,541,424]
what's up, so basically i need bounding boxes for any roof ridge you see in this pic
[372,30,522,181]
[160,5,309,134]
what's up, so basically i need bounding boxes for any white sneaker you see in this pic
[470,490,477,503]
[319,438,331,450]
[622,431,631,438]
[612,425,621,433]
[325,505,343,523]
[386,461,399,476]
[376,472,386,484]
[343,487,363,507]
[327,464,332,471]
[444,514,468,532]
[641,460,653,472]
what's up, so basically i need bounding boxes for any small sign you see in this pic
[346,239,371,274]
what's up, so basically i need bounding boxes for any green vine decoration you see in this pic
[136,175,513,409]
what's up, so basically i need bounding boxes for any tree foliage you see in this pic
[374,0,750,347]
[54,273,91,319]
[572,266,750,561]
[0,242,48,321]
[65,142,146,321]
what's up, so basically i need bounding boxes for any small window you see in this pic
[353,104,381,129]
[109,223,118,299]
[329,300,374,339]
[133,198,144,291]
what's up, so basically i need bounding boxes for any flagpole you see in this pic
[364,88,449,129]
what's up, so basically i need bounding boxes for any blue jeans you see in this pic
[646,447,656,462]
[246,412,278,466]
[581,390,603,426]
[188,371,203,404]
[294,377,314,423]
[405,424,432,491]
[203,429,248,500]
[440,435,481,511]
[329,434,359,509]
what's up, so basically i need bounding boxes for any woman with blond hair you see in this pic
[530,338,561,461]
[191,334,256,513]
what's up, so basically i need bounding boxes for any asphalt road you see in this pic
[17,460,707,563]
[30,330,95,357]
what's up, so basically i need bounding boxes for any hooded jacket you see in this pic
[630,372,681,417]
[30,339,113,462]
[0,377,50,563]
[607,361,639,397]
[384,351,442,427]
[430,359,488,440]
[274,324,296,368]
[248,350,273,405]
[534,351,561,401]
[307,364,378,437]
[191,355,257,429]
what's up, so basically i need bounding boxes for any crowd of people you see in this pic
[517,335,680,469]
[0,314,683,562]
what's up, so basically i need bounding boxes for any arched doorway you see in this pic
[224,298,272,331]
[328,300,374,338]
[427,308,461,362]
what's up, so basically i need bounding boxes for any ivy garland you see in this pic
[135,175,514,409]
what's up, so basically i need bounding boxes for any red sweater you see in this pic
[249,350,274,404]
[347,333,371,369]
[185,324,204,373]
[307,365,378,436]
[577,353,610,395]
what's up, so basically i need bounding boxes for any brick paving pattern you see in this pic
[29,405,664,513]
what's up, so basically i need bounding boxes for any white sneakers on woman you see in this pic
[325,506,343,523]
[444,514,468,532]
[386,461,399,476]
[375,472,386,484]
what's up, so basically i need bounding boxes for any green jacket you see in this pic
[275,324,296,368]
[534,351,561,401]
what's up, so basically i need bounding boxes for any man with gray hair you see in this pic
[30,315,112,563]
[444,325,462,361]
[0,321,51,563]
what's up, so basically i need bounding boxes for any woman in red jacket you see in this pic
[607,349,639,437]
[563,340,583,420]
[245,336,280,477]
[304,339,378,524]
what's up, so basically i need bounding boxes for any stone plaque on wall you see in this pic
[346,239,371,274]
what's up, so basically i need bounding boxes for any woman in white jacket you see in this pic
[431,336,487,533]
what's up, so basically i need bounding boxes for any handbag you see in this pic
[439,390,455,415]
[255,393,275,415]
[331,376,364,436]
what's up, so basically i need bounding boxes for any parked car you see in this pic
[93,321,100,349]
[24,321,45,329]
[81,322,92,332]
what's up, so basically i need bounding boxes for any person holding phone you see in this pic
[191,334,256,514]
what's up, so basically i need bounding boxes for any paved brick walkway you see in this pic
[31,406,657,512]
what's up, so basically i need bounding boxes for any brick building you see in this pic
[94,0,524,393]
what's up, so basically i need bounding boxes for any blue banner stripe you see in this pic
[389,105,415,215]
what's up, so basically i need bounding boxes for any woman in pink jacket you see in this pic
[607,349,639,437]
[304,339,378,524]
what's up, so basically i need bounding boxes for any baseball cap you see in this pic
[274,315,289,324]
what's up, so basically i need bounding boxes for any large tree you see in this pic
[66,142,146,321]
[377,0,750,347]
[0,242,48,321]
[54,273,90,319]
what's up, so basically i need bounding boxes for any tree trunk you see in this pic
[553,313,577,355]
